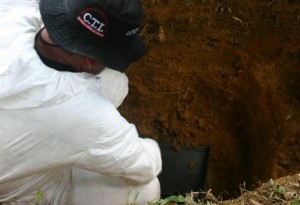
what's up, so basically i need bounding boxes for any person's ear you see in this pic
[85,57,96,65]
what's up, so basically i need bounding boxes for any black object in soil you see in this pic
[158,142,210,198]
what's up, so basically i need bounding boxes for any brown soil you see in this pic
[119,0,300,198]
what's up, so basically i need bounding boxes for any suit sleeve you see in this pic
[0,0,39,16]
[71,96,162,184]
[37,88,163,184]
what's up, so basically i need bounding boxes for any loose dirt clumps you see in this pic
[119,0,300,197]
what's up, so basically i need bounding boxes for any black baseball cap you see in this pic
[39,0,145,72]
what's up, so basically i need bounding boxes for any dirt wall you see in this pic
[119,0,300,197]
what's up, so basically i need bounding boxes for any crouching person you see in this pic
[0,0,162,204]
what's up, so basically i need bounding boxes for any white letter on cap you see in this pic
[97,23,105,32]
[83,13,92,24]
[91,17,100,28]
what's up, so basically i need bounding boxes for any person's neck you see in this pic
[35,29,76,69]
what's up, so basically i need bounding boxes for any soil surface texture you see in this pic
[119,0,300,198]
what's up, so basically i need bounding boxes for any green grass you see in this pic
[28,187,44,205]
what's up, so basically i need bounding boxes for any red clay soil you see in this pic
[119,0,300,198]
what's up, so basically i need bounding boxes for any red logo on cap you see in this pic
[77,8,109,38]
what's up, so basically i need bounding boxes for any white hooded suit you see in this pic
[0,0,162,204]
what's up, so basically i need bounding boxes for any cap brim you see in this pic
[39,0,145,72]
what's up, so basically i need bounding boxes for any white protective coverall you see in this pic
[0,0,162,204]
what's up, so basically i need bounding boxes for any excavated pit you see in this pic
[119,0,300,198]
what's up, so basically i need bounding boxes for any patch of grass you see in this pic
[28,187,44,205]
[149,195,186,205]
[185,0,191,7]
[269,178,286,199]
[291,200,300,205]
[126,187,140,205]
